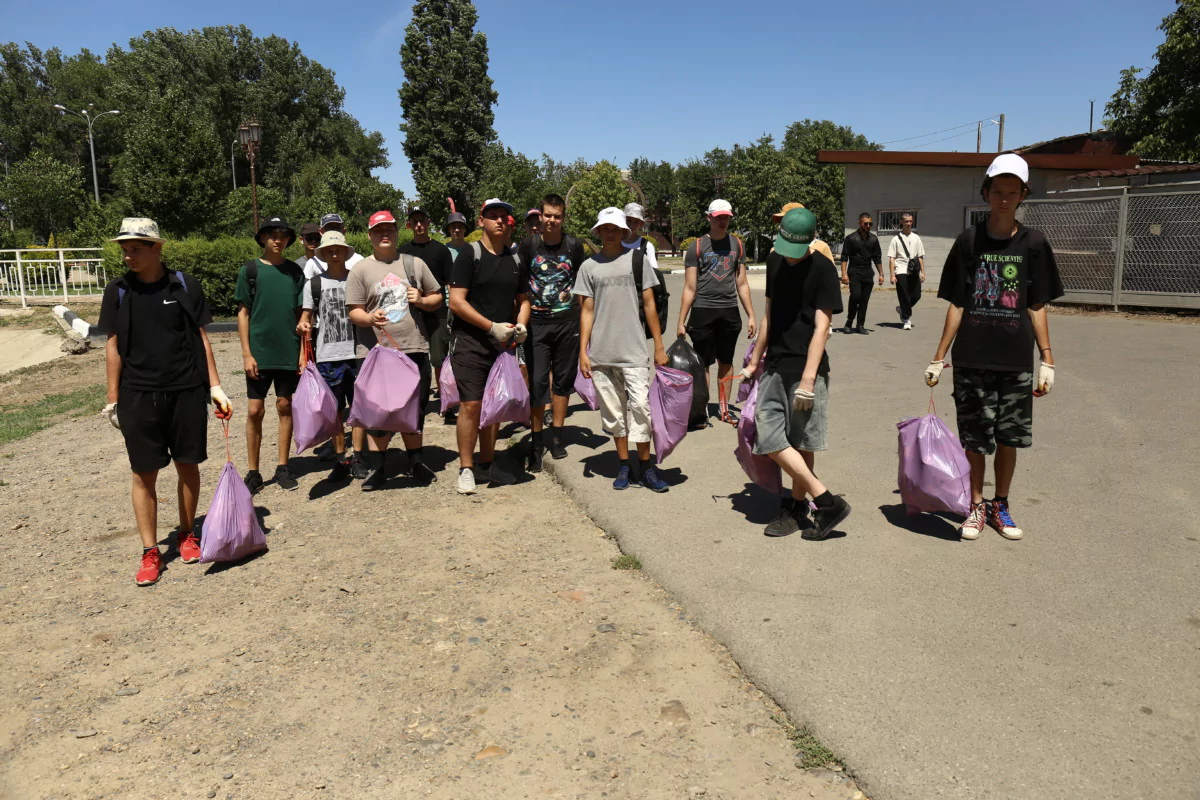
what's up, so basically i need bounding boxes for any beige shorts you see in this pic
[591,365,652,443]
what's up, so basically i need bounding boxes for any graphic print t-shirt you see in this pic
[684,234,743,308]
[301,274,356,363]
[937,223,1064,372]
[345,255,441,356]
[518,235,587,319]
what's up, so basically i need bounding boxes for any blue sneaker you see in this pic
[639,465,669,493]
[613,465,632,490]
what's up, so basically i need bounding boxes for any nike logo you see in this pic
[163,300,177,305]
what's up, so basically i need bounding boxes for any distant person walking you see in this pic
[888,213,925,330]
[840,212,883,334]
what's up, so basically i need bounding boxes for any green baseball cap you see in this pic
[774,207,816,258]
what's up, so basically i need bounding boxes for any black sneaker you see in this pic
[794,500,816,536]
[362,467,387,492]
[349,451,369,480]
[483,462,517,487]
[315,440,337,461]
[804,495,851,540]
[443,409,458,426]
[527,447,544,473]
[328,459,352,482]
[274,465,299,491]
[549,439,568,460]
[244,469,264,496]
[764,507,800,537]
[854,326,869,335]
[411,461,437,485]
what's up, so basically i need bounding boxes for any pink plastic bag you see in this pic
[200,426,267,564]
[736,340,758,404]
[439,356,460,413]
[648,366,693,463]
[734,381,783,494]
[346,344,423,433]
[480,350,530,428]
[575,368,598,411]
[897,405,971,516]
[292,361,341,454]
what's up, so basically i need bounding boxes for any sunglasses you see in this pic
[303,235,321,244]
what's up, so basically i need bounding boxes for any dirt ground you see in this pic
[0,336,866,800]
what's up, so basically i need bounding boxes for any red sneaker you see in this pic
[135,549,163,586]
[178,532,201,564]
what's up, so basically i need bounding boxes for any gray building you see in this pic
[817,150,1139,284]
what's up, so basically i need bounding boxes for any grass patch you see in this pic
[0,383,106,446]
[611,554,642,571]
[773,714,843,770]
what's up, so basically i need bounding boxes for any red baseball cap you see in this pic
[368,210,397,229]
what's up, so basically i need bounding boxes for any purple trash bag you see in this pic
[736,339,758,404]
[648,366,693,463]
[439,356,460,413]
[479,350,530,428]
[897,407,971,516]
[575,368,599,411]
[734,381,783,494]
[292,361,341,454]
[200,460,267,564]
[346,345,423,433]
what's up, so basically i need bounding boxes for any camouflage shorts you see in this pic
[952,367,1033,455]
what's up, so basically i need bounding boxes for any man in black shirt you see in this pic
[449,198,532,494]
[741,208,851,540]
[925,153,1063,541]
[401,205,456,407]
[839,212,883,333]
[97,218,232,587]
[518,193,588,471]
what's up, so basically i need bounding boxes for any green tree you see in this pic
[475,142,542,220]
[0,150,86,241]
[672,154,723,241]
[628,157,674,239]
[1106,1,1200,160]
[725,136,791,261]
[215,186,289,239]
[780,119,880,241]
[399,0,498,221]
[564,161,635,240]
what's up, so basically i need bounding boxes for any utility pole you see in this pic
[231,141,237,191]
[1089,100,1094,133]
[976,121,982,153]
[997,113,1006,152]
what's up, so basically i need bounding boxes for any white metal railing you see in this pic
[0,248,108,306]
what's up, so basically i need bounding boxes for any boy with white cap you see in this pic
[98,217,232,585]
[925,153,1063,541]
[575,207,670,492]
[677,199,756,425]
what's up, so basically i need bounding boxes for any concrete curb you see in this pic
[52,306,238,344]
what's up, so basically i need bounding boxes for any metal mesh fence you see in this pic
[1123,193,1200,295]
[1021,198,1120,295]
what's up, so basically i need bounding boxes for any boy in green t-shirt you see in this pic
[235,217,305,494]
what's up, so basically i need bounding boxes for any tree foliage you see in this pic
[564,161,635,240]
[0,150,85,240]
[399,0,497,221]
[1106,1,1200,160]
[628,157,674,236]
[780,119,881,240]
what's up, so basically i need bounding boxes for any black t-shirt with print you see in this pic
[517,234,588,319]
[764,250,843,377]
[98,271,214,391]
[399,239,454,291]
[937,223,1064,372]
[449,243,528,337]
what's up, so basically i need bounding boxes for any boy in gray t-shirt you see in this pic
[575,207,670,493]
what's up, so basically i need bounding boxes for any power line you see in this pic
[906,128,983,150]
[881,115,1000,147]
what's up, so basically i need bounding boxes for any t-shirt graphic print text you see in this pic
[528,252,575,315]
[969,253,1024,328]
[374,273,411,323]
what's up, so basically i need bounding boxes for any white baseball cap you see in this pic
[986,153,1030,183]
[623,202,646,221]
[707,199,733,217]
[591,207,630,233]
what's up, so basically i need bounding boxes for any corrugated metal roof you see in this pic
[1067,163,1200,180]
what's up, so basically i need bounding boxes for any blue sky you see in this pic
[2,0,1176,196]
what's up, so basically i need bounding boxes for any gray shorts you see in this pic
[752,371,829,455]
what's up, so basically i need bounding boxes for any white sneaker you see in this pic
[456,467,477,495]
[903,319,913,331]
[960,502,987,540]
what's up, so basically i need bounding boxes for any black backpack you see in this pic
[242,258,303,309]
[632,240,669,339]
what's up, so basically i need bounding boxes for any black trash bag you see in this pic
[666,336,708,429]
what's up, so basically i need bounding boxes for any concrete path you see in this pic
[546,273,1200,799]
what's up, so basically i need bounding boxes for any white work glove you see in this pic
[489,322,516,343]
[103,402,120,430]
[210,385,233,419]
[792,386,815,412]
[925,360,945,387]
[512,323,529,344]
[738,366,754,381]
[1037,363,1055,395]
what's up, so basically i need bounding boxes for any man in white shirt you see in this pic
[888,212,926,330]
[621,203,658,269]
[302,212,365,279]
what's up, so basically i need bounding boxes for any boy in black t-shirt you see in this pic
[97,218,232,587]
[926,154,1063,541]
[740,209,852,540]
[448,198,532,494]
[401,206,456,402]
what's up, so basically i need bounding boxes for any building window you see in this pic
[965,206,990,227]
[875,209,918,234]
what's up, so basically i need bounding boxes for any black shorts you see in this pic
[316,359,361,414]
[428,310,451,371]
[449,330,504,403]
[687,305,742,367]
[952,367,1034,455]
[527,316,580,407]
[246,368,300,400]
[117,385,209,474]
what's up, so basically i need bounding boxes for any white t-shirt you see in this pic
[301,274,357,363]
[303,249,364,279]
[887,232,925,275]
[622,236,659,273]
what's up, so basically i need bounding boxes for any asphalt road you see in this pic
[545,272,1200,800]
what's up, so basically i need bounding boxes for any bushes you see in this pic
[679,236,697,255]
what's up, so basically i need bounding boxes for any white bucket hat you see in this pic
[591,207,630,233]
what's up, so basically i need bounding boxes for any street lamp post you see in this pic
[238,119,263,231]
[53,103,120,204]
[231,141,238,192]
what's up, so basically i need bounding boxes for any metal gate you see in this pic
[0,248,108,306]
